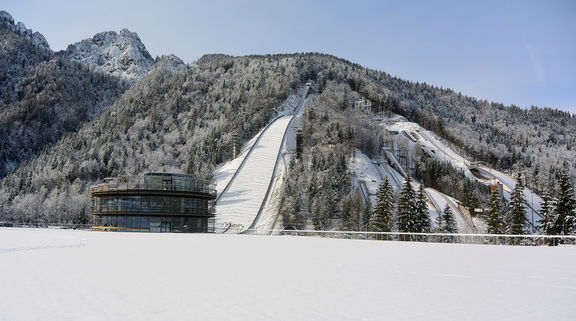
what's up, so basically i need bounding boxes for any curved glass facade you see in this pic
[91,173,216,233]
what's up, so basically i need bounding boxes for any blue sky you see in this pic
[3,0,575,112]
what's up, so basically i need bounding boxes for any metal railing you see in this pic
[91,180,216,196]
[234,228,576,246]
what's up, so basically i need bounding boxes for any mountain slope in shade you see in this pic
[60,29,154,81]
[0,10,53,104]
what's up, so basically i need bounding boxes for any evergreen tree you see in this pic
[369,178,394,233]
[538,193,556,234]
[397,175,416,232]
[362,198,372,231]
[340,195,354,231]
[414,184,431,233]
[485,189,505,234]
[440,204,458,233]
[434,213,444,233]
[554,171,576,234]
[506,173,527,235]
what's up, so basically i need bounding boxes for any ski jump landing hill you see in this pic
[386,118,543,231]
[214,85,310,232]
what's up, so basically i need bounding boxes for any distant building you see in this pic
[91,173,216,232]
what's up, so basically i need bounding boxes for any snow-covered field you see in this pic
[1,228,575,321]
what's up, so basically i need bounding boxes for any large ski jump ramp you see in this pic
[215,86,309,231]
[215,116,293,230]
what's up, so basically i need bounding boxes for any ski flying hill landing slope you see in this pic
[214,87,309,231]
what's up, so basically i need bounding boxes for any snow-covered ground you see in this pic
[1,228,575,321]
[384,117,543,230]
[475,166,543,230]
[214,86,309,231]
[426,188,476,233]
[215,116,292,230]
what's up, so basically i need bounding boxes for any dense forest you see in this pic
[1,10,575,229]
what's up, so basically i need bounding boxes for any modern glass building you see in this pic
[91,173,217,232]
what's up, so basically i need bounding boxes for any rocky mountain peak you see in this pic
[61,28,154,81]
[0,10,52,53]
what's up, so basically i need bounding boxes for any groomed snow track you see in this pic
[215,86,309,232]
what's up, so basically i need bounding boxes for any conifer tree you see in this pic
[369,178,394,232]
[434,211,444,233]
[538,193,556,234]
[414,184,431,233]
[397,175,416,232]
[440,204,458,233]
[554,171,576,235]
[506,173,527,235]
[362,198,372,231]
[485,189,504,234]
[341,195,354,231]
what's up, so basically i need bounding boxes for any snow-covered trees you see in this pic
[414,184,431,233]
[537,171,576,237]
[506,174,527,235]
[554,171,576,235]
[538,193,556,236]
[397,175,416,232]
[485,189,505,234]
[2,48,576,230]
[341,191,363,231]
[436,205,457,233]
[369,178,394,232]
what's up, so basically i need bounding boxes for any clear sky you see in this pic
[3,0,575,112]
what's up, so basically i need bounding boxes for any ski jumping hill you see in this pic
[385,117,543,229]
[214,86,309,232]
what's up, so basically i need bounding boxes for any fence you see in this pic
[237,228,576,246]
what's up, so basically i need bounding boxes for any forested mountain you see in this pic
[0,10,574,227]
[0,11,131,177]
[0,57,129,177]
[0,11,52,105]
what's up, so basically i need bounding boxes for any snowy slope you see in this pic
[385,117,543,230]
[214,87,309,232]
[1,228,575,321]
[386,119,474,177]
[425,188,476,233]
[474,166,543,229]
[215,116,292,230]
[251,91,313,231]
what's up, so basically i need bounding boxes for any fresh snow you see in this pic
[1,228,575,321]
[384,117,543,230]
[215,116,292,230]
[425,188,476,233]
[385,119,474,178]
[214,87,309,231]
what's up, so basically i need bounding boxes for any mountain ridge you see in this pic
[0,11,574,229]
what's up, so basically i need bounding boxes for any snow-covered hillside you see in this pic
[383,116,543,228]
[1,228,574,321]
[214,87,309,231]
